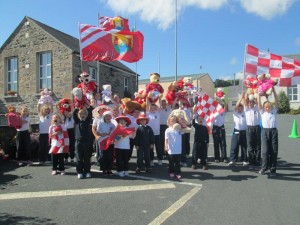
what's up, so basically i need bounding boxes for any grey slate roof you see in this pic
[0,16,136,75]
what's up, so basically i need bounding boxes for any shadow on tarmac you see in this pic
[0,213,55,225]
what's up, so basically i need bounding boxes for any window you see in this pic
[6,57,18,94]
[38,52,52,90]
[287,86,298,101]
[124,77,129,92]
[88,67,97,82]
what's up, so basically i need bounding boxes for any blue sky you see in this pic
[1,0,300,81]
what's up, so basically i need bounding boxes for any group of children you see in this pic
[6,86,279,179]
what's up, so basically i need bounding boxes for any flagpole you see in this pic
[175,0,178,81]
[97,12,100,91]
[242,43,248,93]
[78,22,84,72]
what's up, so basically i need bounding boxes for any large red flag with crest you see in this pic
[79,23,143,63]
[244,44,300,86]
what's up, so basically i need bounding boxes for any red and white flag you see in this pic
[79,23,143,63]
[99,16,130,31]
[244,44,300,86]
[194,92,224,128]
[49,125,69,154]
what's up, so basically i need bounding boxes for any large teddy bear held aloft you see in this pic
[244,75,258,101]
[214,87,225,100]
[57,98,72,115]
[102,84,113,104]
[72,87,90,109]
[38,88,54,106]
[168,109,191,133]
[257,73,278,98]
[77,71,97,100]
[145,73,164,104]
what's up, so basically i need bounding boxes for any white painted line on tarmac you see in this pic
[148,186,201,225]
[0,183,175,201]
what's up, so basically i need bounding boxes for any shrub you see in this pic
[278,91,290,114]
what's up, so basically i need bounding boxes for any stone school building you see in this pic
[0,16,138,125]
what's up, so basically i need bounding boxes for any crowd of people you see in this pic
[4,84,279,179]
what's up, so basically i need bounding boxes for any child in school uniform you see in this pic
[38,104,53,164]
[49,114,69,175]
[16,106,32,166]
[165,115,183,179]
[92,110,115,175]
[114,115,136,177]
[135,114,155,173]
[257,87,279,176]
[191,114,209,170]
[73,107,93,179]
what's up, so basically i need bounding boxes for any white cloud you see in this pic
[234,72,244,80]
[105,0,228,30]
[295,37,300,46]
[219,75,232,80]
[104,0,295,30]
[230,57,237,65]
[239,0,295,20]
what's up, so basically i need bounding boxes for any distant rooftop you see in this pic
[139,73,210,84]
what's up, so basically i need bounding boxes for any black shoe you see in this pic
[145,168,152,173]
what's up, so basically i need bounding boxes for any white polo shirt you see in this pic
[260,109,277,129]
[245,106,260,126]
[17,116,30,131]
[39,113,52,134]
[114,135,130,149]
[147,111,160,135]
[212,112,226,127]
[159,107,172,125]
[165,127,182,155]
[233,111,247,131]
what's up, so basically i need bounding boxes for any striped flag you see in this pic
[49,125,69,154]
[244,44,300,86]
[99,16,130,31]
[79,23,143,62]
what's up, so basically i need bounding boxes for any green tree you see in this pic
[278,90,290,114]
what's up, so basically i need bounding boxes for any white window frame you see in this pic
[38,52,52,91]
[287,86,298,102]
[6,57,18,94]
[88,66,97,82]
[124,77,129,92]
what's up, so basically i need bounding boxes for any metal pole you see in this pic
[175,0,178,81]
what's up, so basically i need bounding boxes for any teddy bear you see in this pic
[168,109,191,133]
[257,73,278,98]
[214,87,225,100]
[5,106,22,129]
[144,73,164,104]
[121,97,144,114]
[57,98,72,115]
[244,75,258,101]
[38,88,54,105]
[101,84,113,104]
[165,82,177,105]
[77,71,97,100]
[72,87,90,109]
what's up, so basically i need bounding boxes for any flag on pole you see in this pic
[99,16,130,31]
[79,23,143,63]
[194,92,224,128]
[244,44,300,86]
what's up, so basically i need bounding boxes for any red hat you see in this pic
[115,115,131,126]
[136,113,149,125]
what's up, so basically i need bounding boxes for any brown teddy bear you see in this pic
[144,73,164,104]
[121,98,144,114]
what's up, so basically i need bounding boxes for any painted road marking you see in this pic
[0,183,175,201]
[148,186,201,225]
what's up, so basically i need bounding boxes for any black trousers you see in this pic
[247,125,261,166]
[230,129,247,162]
[75,140,91,174]
[16,130,31,161]
[100,145,114,171]
[52,153,64,171]
[128,138,135,160]
[212,125,227,160]
[65,128,75,160]
[261,128,278,173]
[39,133,51,162]
[150,135,162,160]
[137,146,151,169]
[192,142,208,165]
[115,148,130,172]
[168,154,181,175]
